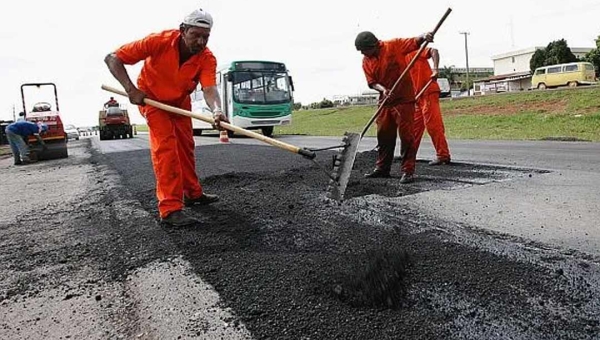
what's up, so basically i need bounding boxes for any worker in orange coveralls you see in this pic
[356,31,434,183]
[406,47,451,165]
[104,8,226,227]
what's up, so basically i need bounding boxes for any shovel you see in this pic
[101,84,317,160]
[327,7,452,202]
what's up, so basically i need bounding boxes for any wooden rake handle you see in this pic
[415,78,435,101]
[101,84,316,159]
[359,7,452,138]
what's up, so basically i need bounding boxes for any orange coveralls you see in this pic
[362,38,420,175]
[406,48,451,162]
[116,29,217,218]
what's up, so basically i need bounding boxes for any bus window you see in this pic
[232,71,291,104]
[585,64,595,71]
[535,68,546,75]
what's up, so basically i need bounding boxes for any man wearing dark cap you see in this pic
[104,8,227,227]
[356,30,433,183]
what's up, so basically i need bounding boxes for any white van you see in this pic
[437,78,451,98]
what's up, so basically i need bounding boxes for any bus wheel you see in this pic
[261,126,274,137]
[568,81,578,88]
[538,83,547,90]
[193,129,203,136]
[227,130,234,138]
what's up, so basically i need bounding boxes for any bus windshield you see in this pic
[231,71,291,104]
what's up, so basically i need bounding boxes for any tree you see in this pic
[585,36,600,77]
[460,79,474,92]
[308,98,334,109]
[439,65,457,85]
[319,98,334,108]
[293,102,302,111]
[530,39,578,72]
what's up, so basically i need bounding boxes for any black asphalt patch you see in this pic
[102,143,599,339]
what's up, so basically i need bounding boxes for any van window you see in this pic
[564,64,579,72]
[547,66,562,74]
[535,68,546,75]
[585,64,595,71]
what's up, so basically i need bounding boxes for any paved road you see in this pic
[95,134,600,257]
[2,135,599,339]
[97,133,600,172]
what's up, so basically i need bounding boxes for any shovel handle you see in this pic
[359,7,452,138]
[101,84,316,159]
[415,78,435,101]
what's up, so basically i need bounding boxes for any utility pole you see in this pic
[12,105,16,121]
[460,31,471,96]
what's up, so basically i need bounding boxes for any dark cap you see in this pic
[355,31,378,51]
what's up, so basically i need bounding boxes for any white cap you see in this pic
[183,8,213,29]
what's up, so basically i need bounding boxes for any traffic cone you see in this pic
[219,130,230,144]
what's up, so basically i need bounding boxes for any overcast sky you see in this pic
[1,0,599,126]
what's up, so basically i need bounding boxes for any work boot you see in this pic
[184,193,220,207]
[161,210,199,227]
[364,169,391,179]
[429,158,451,166]
[14,160,23,166]
[399,173,415,184]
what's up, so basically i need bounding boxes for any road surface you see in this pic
[0,134,598,339]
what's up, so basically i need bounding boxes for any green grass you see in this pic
[134,124,148,133]
[276,87,600,141]
[443,113,600,141]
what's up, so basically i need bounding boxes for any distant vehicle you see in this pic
[531,62,597,90]
[77,126,93,136]
[98,106,133,140]
[191,60,294,137]
[64,124,80,141]
[437,78,451,98]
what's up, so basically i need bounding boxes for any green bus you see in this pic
[191,60,295,137]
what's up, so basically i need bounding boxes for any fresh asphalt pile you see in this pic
[102,143,599,340]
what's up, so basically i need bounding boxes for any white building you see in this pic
[332,90,379,106]
[474,46,593,95]
[492,47,593,75]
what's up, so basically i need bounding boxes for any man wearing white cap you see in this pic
[104,8,228,227]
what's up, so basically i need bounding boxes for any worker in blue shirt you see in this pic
[4,121,48,165]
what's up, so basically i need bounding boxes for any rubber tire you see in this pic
[538,83,547,90]
[261,126,274,137]
[568,81,578,88]
[193,129,203,136]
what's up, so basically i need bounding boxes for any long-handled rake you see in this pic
[327,7,453,202]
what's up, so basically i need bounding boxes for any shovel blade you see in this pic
[327,132,361,202]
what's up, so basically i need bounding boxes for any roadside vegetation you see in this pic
[277,86,600,141]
